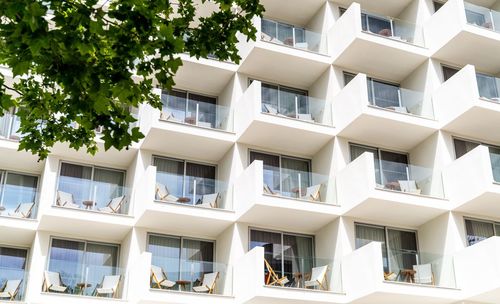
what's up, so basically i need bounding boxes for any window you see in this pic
[253,80,310,120]
[154,156,217,205]
[476,73,500,99]
[249,151,311,197]
[343,72,403,109]
[0,246,28,299]
[362,13,393,36]
[249,229,314,283]
[453,138,500,182]
[433,1,444,13]
[47,238,119,296]
[147,234,214,289]
[343,72,356,86]
[261,18,306,48]
[57,162,125,210]
[355,224,418,275]
[161,89,217,128]
[465,218,500,246]
[350,143,409,187]
[0,170,38,218]
[442,65,460,81]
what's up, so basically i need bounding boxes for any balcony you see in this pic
[0,110,21,141]
[334,73,438,150]
[238,17,331,88]
[235,81,335,156]
[330,3,428,82]
[235,247,344,304]
[134,166,235,237]
[234,160,339,233]
[425,0,500,74]
[0,267,28,302]
[454,236,500,303]
[337,152,449,227]
[433,65,500,143]
[443,145,500,217]
[140,89,235,163]
[343,242,460,304]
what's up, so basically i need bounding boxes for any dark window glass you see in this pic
[442,66,460,81]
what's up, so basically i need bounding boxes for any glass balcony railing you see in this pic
[261,165,333,204]
[150,257,232,295]
[0,184,39,219]
[476,73,500,102]
[465,2,500,33]
[160,97,232,132]
[261,86,333,126]
[55,176,129,214]
[0,112,21,141]
[155,172,231,210]
[374,159,444,198]
[384,250,456,288]
[262,255,342,293]
[361,12,425,47]
[260,18,327,54]
[0,267,28,301]
[44,260,123,298]
[489,148,500,183]
[367,80,434,119]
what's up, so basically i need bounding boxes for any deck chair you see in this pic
[43,271,68,293]
[301,184,322,202]
[197,193,220,208]
[305,265,329,290]
[193,272,219,294]
[160,110,182,122]
[384,271,398,281]
[95,275,121,298]
[155,183,179,202]
[150,265,175,289]
[263,184,277,195]
[398,180,422,195]
[98,195,126,213]
[56,191,80,208]
[8,202,34,218]
[264,259,289,286]
[0,279,22,300]
[264,104,279,115]
[413,264,434,285]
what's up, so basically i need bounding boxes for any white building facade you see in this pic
[1,0,500,303]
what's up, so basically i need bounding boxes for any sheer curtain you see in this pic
[380,151,409,186]
[154,157,184,198]
[250,152,280,193]
[283,235,313,283]
[188,93,217,127]
[261,83,279,112]
[59,163,92,205]
[84,243,119,296]
[93,168,125,208]
[49,239,86,289]
[387,229,417,276]
[186,163,216,204]
[0,247,27,283]
[476,73,498,99]
[163,90,188,121]
[370,80,400,108]
[148,235,181,281]
[250,230,283,278]
[2,172,38,215]
[355,225,388,272]
[281,158,311,198]
[465,219,495,246]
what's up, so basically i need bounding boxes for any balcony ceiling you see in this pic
[260,0,326,27]
[334,0,413,17]
[466,0,500,8]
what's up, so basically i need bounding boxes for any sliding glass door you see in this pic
[0,246,28,300]
[465,218,500,246]
[259,81,309,119]
[0,171,38,217]
[162,90,217,128]
[362,13,392,36]
[368,78,401,109]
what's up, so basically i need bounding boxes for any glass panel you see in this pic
[350,144,382,185]
[387,229,418,276]
[355,225,388,272]
[58,163,93,205]
[0,247,28,300]
[369,79,401,108]
[187,93,217,128]
[261,19,277,39]
[180,239,214,284]
[465,219,495,246]
[495,224,500,236]
[282,234,313,283]
[154,157,184,199]
[281,157,311,197]
[380,151,409,187]
[185,162,216,204]
[279,87,308,118]
[489,147,500,183]
[366,15,392,36]
[442,66,460,81]
[93,168,125,209]
[453,138,479,159]
[148,235,181,282]
[277,23,294,46]
[1,172,38,216]
[162,90,188,122]
[465,6,487,26]
[261,83,279,113]
[476,73,500,100]
[48,239,86,290]
[83,243,119,296]
[434,1,444,12]
[250,152,281,193]
[250,230,283,278]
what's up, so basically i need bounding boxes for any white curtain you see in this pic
[84,243,119,296]
[148,235,181,281]
[283,235,313,283]
[48,239,86,290]
[465,219,494,246]
[59,163,92,205]
[2,172,38,215]
[154,157,184,198]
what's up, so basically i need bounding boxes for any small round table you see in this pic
[177,197,191,204]
[82,200,95,210]
[76,283,92,295]
[175,280,191,291]
[400,269,416,283]
[291,187,305,198]
[293,272,303,288]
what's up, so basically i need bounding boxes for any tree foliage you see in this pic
[0,0,264,159]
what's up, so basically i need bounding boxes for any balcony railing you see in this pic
[155,172,230,210]
[464,2,500,32]
[150,257,232,295]
[55,177,129,215]
[0,112,21,141]
[261,86,333,126]
[0,184,38,219]
[262,255,341,293]
[260,18,327,54]
[43,260,123,298]
[375,159,445,198]
[160,97,232,132]
[367,79,433,119]
[261,164,332,204]
[476,73,500,102]
[361,12,426,47]
[384,249,456,288]
[0,267,28,301]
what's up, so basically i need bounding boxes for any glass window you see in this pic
[363,14,392,36]
[433,1,444,12]
[380,150,409,186]
[0,246,28,289]
[453,138,480,159]
[343,72,356,86]
[368,78,401,108]
[259,81,308,119]
[465,219,495,246]
[442,65,460,81]
[465,9,486,26]
[476,73,499,99]
[0,171,38,216]
[161,90,217,127]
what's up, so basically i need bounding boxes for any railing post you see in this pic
[193,179,197,205]
[295,96,299,119]
[195,103,199,126]
[298,173,302,199]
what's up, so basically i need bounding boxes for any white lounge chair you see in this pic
[305,265,329,290]
[301,184,322,202]
[155,183,179,202]
[8,202,35,218]
[56,191,80,208]
[160,110,182,122]
[151,265,175,289]
[263,184,277,195]
[0,279,22,300]
[95,275,121,298]
[43,271,68,293]
[264,104,279,115]
[413,264,434,285]
[398,180,421,195]
[197,193,220,208]
[193,272,219,294]
[98,196,126,213]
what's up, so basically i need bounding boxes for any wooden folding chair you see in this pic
[264,259,289,286]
